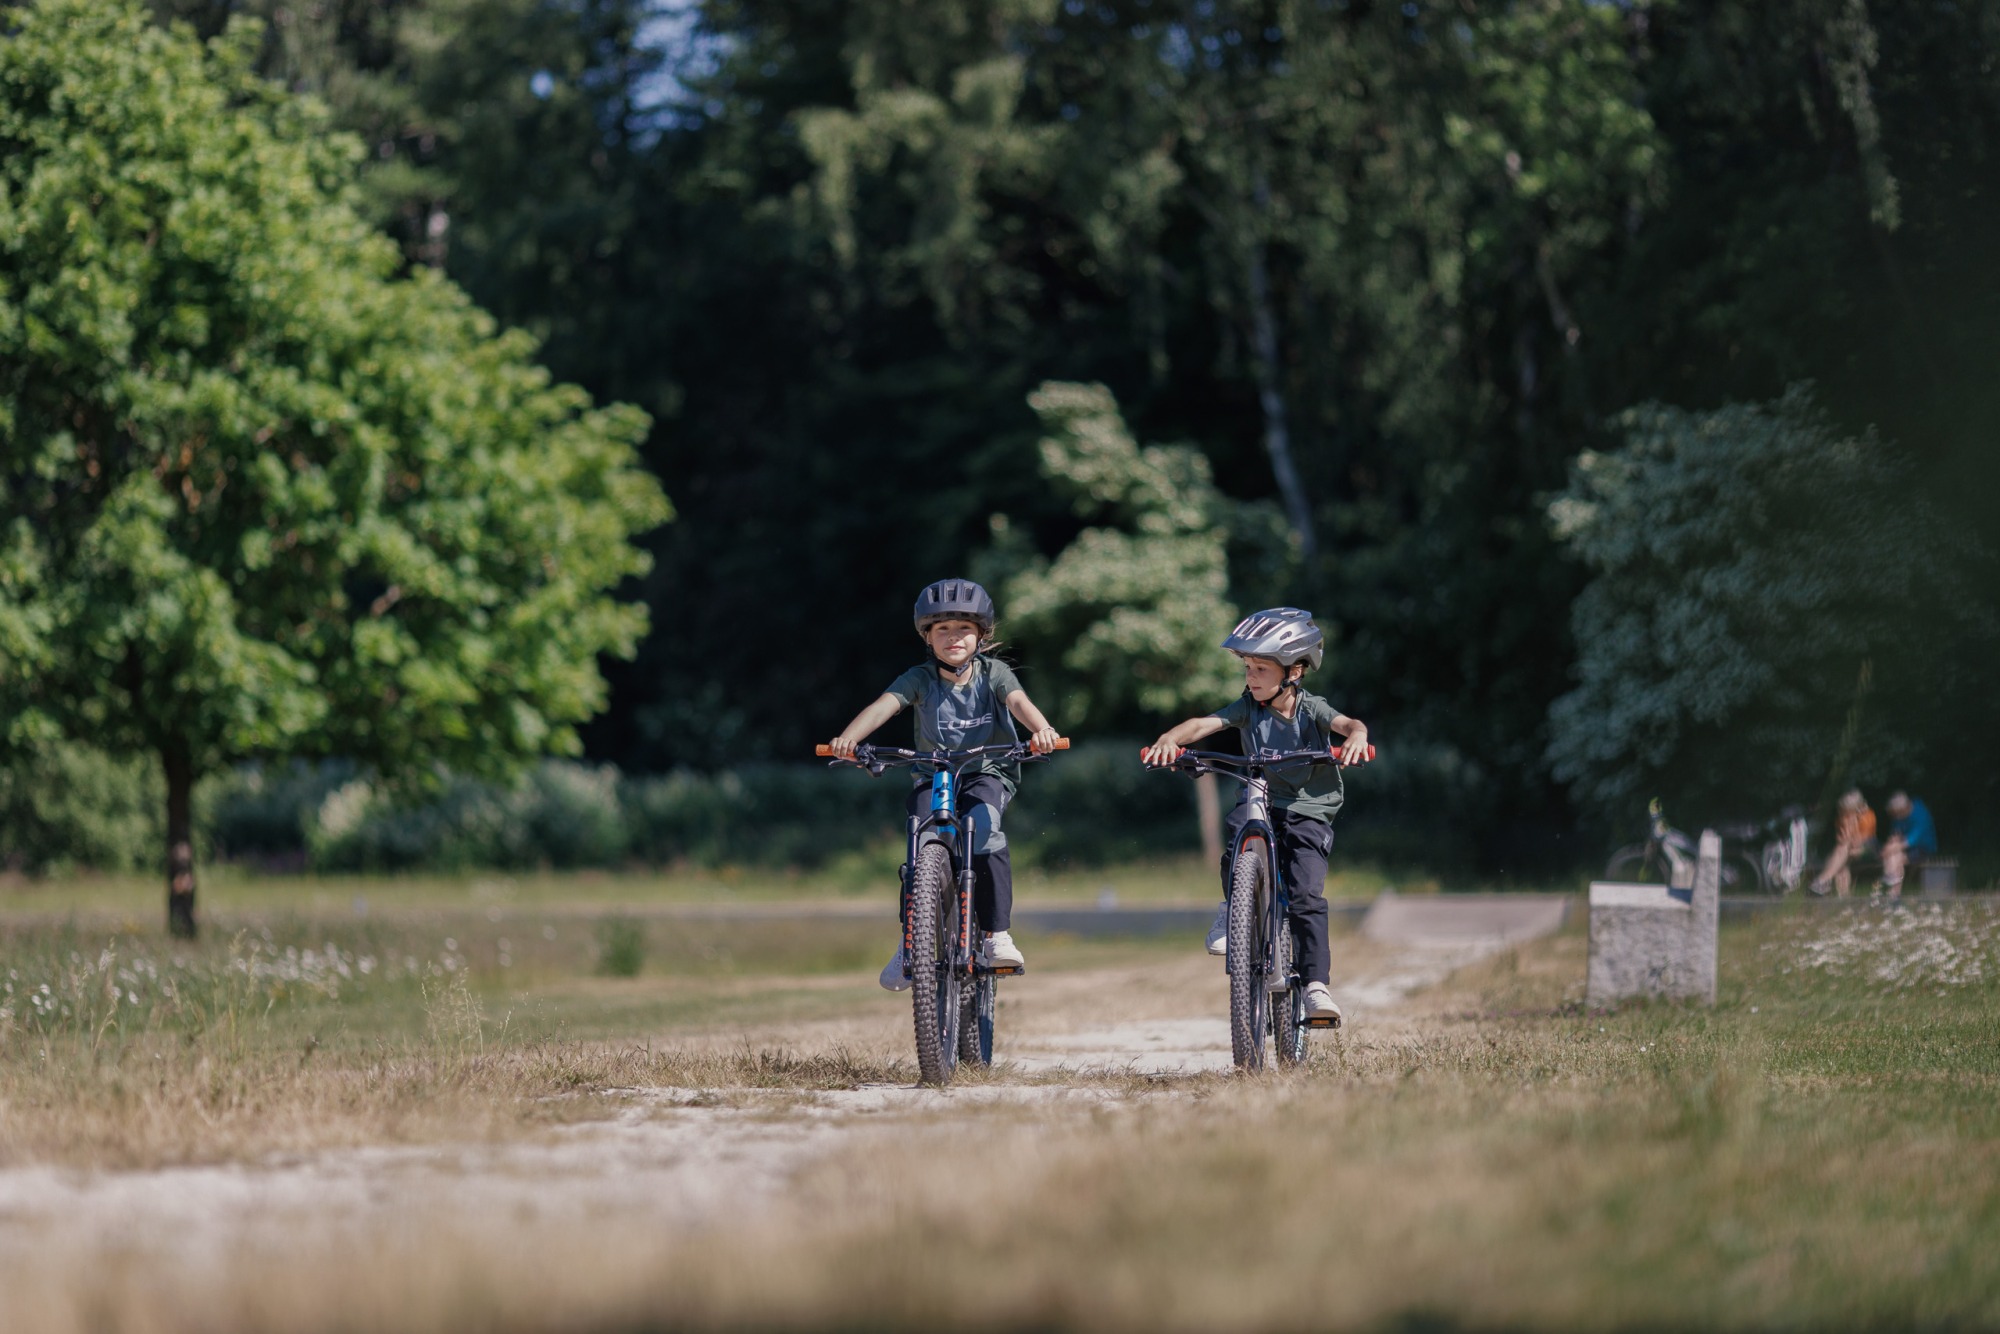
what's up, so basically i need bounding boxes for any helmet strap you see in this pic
[1244,671,1303,712]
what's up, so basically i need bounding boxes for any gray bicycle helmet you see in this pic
[913,578,995,634]
[1221,607,1324,672]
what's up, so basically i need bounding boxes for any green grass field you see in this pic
[0,854,1427,920]
[3,874,1998,1331]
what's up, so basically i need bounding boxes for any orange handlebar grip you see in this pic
[1367,744,1376,762]
[1053,738,1070,750]
[815,745,834,757]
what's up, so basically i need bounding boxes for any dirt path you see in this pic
[0,902,1563,1322]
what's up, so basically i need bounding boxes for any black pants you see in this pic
[904,773,1013,932]
[1222,803,1333,985]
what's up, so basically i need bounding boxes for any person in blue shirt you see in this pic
[1882,791,1938,898]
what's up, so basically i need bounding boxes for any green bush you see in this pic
[3,738,1516,876]
[203,760,358,864]
[594,914,647,977]
[308,764,630,873]
[0,739,162,874]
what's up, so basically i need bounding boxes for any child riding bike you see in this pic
[1142,608,1370,1023]
[828,579,1061,988]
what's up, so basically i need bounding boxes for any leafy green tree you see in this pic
[980,381,1286,729]
[0,0,668,934]
[978,381,1292,859]
[1546,387,1985,823]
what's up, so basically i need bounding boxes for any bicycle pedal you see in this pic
[1303,1015,1342,1030]
[979,963,1025,976]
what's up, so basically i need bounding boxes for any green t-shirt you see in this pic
[1211,689,1346,824]
[885,655,1025,790]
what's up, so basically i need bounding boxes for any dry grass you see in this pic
[7,900,2000,1330]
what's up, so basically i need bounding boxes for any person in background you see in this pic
[1810,788,1876,897]
[1880,791,1938,899]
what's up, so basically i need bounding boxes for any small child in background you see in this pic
[828,579,1059,989]
[1142,608,1369,1022]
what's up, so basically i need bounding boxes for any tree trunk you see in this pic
[164,741,197,939]
[1245,240,1316,562]
[1195,771,1223,867]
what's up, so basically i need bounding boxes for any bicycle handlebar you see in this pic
[1141,743,1375,771]
[816,738,1069,760]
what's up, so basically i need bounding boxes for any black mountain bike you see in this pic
[1145,742,1373,1071]
[818,738,1067,1085]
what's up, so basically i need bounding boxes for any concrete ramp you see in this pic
[1360,892,1570,948]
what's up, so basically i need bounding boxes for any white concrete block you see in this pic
[1587,829,1720,1006]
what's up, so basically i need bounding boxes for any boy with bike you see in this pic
[828,579,1060,989]
[1142,609,1370,1022]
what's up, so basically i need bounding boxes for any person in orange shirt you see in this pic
[1810,789,1877,897]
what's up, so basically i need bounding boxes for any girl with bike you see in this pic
[827,579,1061,988]
[1142,609,1370,1024]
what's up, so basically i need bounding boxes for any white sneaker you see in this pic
[878,948,911,992]
[1304,982,1341,1022]
[983,931,1025,968]
[1204,901,1228,956]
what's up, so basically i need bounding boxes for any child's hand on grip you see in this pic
[1338,729,1371,765]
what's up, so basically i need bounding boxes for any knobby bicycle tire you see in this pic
[1228,837,1271,1071]
[909,842,960,1085]
[1274,920,1306,1066]
[959,973,994,1065]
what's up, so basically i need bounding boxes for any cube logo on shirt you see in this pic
[935,707,995,743]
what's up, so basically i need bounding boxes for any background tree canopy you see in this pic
[0,0,668,927]
[8,0,1997,875]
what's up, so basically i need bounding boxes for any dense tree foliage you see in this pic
[1549,388,1992,825]
[11,0,1995,872]
[981,381,1286,729]
[0,0,668,928]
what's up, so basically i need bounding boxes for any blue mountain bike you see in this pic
[819,738,1067,1085]
[1147,743,1372,1070]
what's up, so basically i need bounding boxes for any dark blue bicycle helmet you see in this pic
[913,579,995,635]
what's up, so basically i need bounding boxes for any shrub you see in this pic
[0,739,161,874]
[594,915,646,977]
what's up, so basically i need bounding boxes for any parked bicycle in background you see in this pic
[1605,798,1810,893]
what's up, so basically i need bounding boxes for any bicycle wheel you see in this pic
[1605,843,1665,883]
[908,841,961,1085]
[1227,836,1272,1072]
[1761,840,1800,894]
[1735,850,1773,894]
[1273,919,1306,1066]
[959,973,994,1066]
